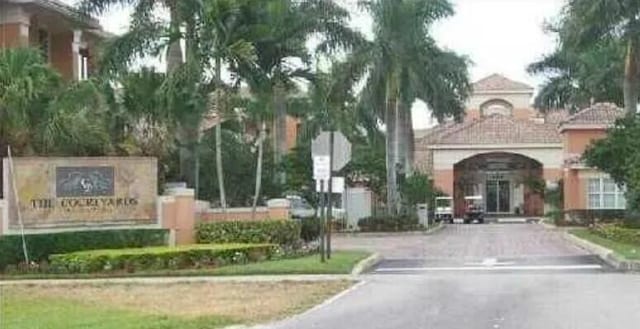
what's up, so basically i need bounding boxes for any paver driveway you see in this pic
[333,223,587,260]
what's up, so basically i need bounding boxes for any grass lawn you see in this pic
[209,250,370,276]
[0,280,352,329]
[0,251,371,280]
[571,229,640,260]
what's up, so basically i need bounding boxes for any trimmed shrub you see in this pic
[49,243,277,274]
[0,229,168,271]
[196,220,301,246]
[358,214,421,232]
[298,218,321,242]
[592,225,640,245]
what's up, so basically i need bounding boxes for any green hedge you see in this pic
[0,229,168,271]
[592,225,640,245]
[49,243,277,274]
[358,215,421,232]
[560,209,626,226]
[196,220,301,246]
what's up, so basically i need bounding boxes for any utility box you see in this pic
[417,203,429,228]
[345,187,372,230]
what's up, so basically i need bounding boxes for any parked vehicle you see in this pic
[435,196,454,224]
[464,195,484,224]
[286,195,316,219]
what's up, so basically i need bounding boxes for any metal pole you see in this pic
[319,179,326,263]
[326,131,334,259]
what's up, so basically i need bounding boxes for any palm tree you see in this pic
[344,0,470,214]
[234,0,364,183]
[558,0,640,115]
[78,0,190,74]
[528,39,624,112]
[195,0,258,212]
[0,48,113,157]
[79,0,207,187]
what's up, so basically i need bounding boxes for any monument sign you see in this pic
[2,157,158,232]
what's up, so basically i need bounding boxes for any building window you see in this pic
[588,177,626,209]
[38,29,49,63]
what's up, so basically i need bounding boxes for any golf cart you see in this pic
[463,195,484,224]
[434,196,454,224]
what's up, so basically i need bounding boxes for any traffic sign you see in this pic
[311,131,352,171]
[313,156,331,180]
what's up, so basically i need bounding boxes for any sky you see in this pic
[66,0,567,129]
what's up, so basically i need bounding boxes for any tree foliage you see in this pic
[531,0,640,114]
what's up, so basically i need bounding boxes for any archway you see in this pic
[453,152,544,217]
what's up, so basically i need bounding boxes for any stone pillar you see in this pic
[158,196,176,246]
[267,198,290,219]
[164,187,196,245]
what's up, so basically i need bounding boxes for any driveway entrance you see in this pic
[333,223,606,273]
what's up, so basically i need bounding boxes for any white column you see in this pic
[72,29,82,80]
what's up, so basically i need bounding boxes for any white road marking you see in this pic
[374,264,603,272]
[464,258,515,267]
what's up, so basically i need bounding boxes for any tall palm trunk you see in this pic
[166,2,191,186]
[252,121,266,218]
[397,100,414,176]
[623,37,639,116]
[385,81,399,216]
[214,56,227,213]
[273,79,287,184]
[166,3,183,73]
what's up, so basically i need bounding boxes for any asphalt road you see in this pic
[261,224,640,329]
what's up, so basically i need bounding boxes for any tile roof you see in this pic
[432,114,562,145]
[473,74,533,92]
[561,102,624,126]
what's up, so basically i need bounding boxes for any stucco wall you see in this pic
[543,168,563,182]
[286,116,299,151]
[0,23,28,47]
[467,92,533,110]
[433,169,454,196]
[49,31,74,80]
[563,129,607,154]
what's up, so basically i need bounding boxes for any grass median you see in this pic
[0,280,352,329]
[570,229,640,260]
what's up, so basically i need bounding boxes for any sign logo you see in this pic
[56,167,115,197]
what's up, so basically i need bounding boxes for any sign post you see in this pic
[313,155,330,263]
[312,132,351,261]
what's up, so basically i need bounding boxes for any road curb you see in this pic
[563,232,640,272]
[351,253,382,275]
[0,274,353,286]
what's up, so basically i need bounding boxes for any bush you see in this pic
[592,225,640,245]
[0,229,168,272]
[49,243,277,274]
[298,218,321,242]
[358,214,421,232]
[561,209,626,226]
[196,220,301,246]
